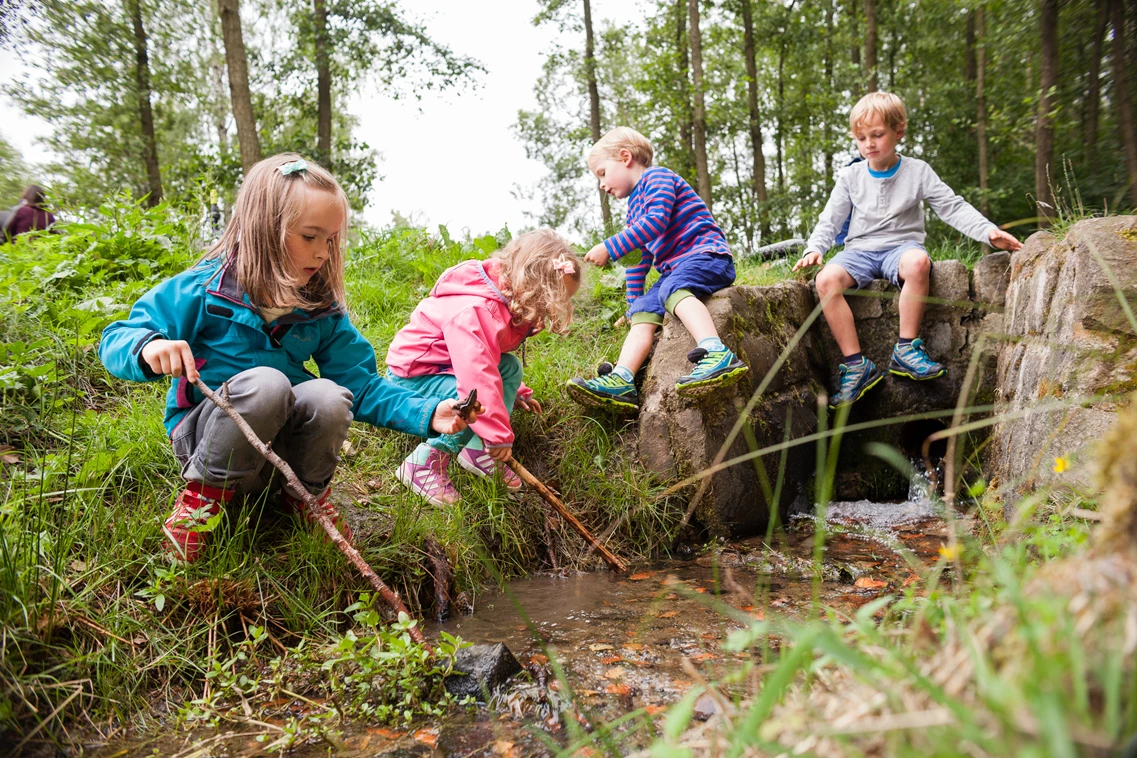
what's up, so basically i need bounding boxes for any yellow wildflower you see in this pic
[938,544,959,561]
[1053,456,1069,474]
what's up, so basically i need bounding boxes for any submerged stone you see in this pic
[443,642,522,700]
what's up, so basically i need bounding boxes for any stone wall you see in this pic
[988,217,1137,498]
[637,258,1008,537]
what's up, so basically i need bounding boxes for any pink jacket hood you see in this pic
[385,259,533,448]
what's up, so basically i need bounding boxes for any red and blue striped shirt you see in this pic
[603,166,731,302]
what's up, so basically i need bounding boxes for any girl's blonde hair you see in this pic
[588,126,654,170]
[849,91,908,134]
[204,153,349,311]
[494,228,581,334]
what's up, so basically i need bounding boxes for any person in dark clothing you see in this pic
[3,184,56,242]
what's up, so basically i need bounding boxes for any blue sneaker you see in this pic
[566,363,640,413]
[676,346,750,396]
[829,358,885,409]
[889,339,946,381]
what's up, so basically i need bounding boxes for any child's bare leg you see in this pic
[815,264,861,357]
[615,322,658,374]
[896,249,931,339]
[672,296,718,342]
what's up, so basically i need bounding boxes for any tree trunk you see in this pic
[824,0,835,185]
[741,0,768,239]
[126,0,163,206]
[314,0,332,161]
[676,0,694,182]
[965,10,976,83]
[219,0,260,173]
[209,2,229,154]
[976,4,990,218]
[1083,0,1107,151]
[1035,0,1058,224]
[776,36,786,195]
[688,0,712,209]
[864,0,877,92]
[1113,0,1137,208]
[583,0,611,231]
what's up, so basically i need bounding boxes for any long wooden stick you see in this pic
[192,378,429,647]
[506,458,627,573]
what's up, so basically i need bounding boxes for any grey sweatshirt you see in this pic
[805,155,996,255]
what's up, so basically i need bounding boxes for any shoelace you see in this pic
[902,343,936,370]
[694,350,727,374]
[592,372,632,389]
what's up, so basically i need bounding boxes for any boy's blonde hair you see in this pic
[205,153,349,311]
[494,228,581,335]
[849,91,908,134]
[588,126,654,170]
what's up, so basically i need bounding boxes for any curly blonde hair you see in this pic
[494,228,581,335]
[203,153,349,311]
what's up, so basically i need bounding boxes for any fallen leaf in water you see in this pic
[644,704,666,715]
[854,577,888,589]
[604,667,626,680]
[625,630,637,637]
[493,740,520,758]
[366,727,404,739]
[902,574,920,587]
[664,593,678,600]
[413,728,438,748]
[738,605,755,611]
[624,643,644,651]
[628,572,653,581]
[530,653,549,665]
[605,683,632,696]
[701,633,718,640]
[750,609,766,620]
[657,611,679,618]
[600,655,623,664]
[690,652,717,662]
[694,587,708,593]
[589,643,614,652]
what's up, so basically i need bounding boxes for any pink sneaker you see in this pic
[282,486,355,546]
[396,449,460,506]
[457,448,522,490]
[163,482,234,563]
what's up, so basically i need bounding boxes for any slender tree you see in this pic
[313,0,331,160]
[740,0,768,239]
[823,0,835,186]
[583,0,611,230]
[688,0,712,208]
[126,0,163,205]
[209,1,229,154]
[1113,0,1137,208]
[675,0,695,181]
[1035,0,1058,223]
[218,0,260,172]
[976,4,990,218]
[1083,0,1108,150]
[849,0,861,98]
[864,0,877,92]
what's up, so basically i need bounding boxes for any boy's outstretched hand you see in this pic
[585,244,610,267]
[793,251,823,271]
[987,228,1023,252]
[431,398,482,435]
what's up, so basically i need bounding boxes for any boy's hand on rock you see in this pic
[431,399,478,435]
[142,339,199,381]
[793,251,823,271]
[487,446,512,463]
[585,245,610,267]
[988,228,1023,252]
[518,396,542,414]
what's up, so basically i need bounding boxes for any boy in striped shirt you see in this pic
[567,127,748,413]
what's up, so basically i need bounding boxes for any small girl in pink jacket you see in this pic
[385,228,582,505]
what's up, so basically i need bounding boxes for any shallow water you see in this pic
[90,497,950,757]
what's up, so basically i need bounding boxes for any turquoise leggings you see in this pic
[386,353,523,453]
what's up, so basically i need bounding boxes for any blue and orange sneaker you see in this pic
[829,357,885,409]
[566,363,640,413]
[889,339,946,381]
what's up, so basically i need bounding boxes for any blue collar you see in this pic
[868,155,902,179]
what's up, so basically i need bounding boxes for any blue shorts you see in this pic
[626,252,735,325]
[827,241,929,289]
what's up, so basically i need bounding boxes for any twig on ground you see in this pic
[192,378,429,648]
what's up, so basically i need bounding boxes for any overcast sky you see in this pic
[0,1,643,238]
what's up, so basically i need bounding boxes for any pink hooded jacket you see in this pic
[385,259,534,448]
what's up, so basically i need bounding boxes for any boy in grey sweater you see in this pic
[794,91,1022,409]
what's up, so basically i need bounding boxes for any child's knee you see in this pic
[899,250,931,280]
[231,367,294,414]
[816,265,849,296]
[296,379,354,422]
[499,352,523,382]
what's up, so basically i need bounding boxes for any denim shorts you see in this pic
[827,241,929,289]
[627,252,736,325]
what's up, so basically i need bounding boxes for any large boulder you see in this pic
[637,258,1009,538]
[989,217,1137,498]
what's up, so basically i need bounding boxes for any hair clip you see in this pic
[552,255,576,276]
[279,159,308,176]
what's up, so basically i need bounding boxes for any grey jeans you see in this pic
[171,367,354,496]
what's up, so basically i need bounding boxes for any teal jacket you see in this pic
[99,255,440,439]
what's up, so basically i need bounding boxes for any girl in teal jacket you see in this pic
[99,154,475,562]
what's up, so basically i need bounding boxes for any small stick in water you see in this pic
[191,378,430,648]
